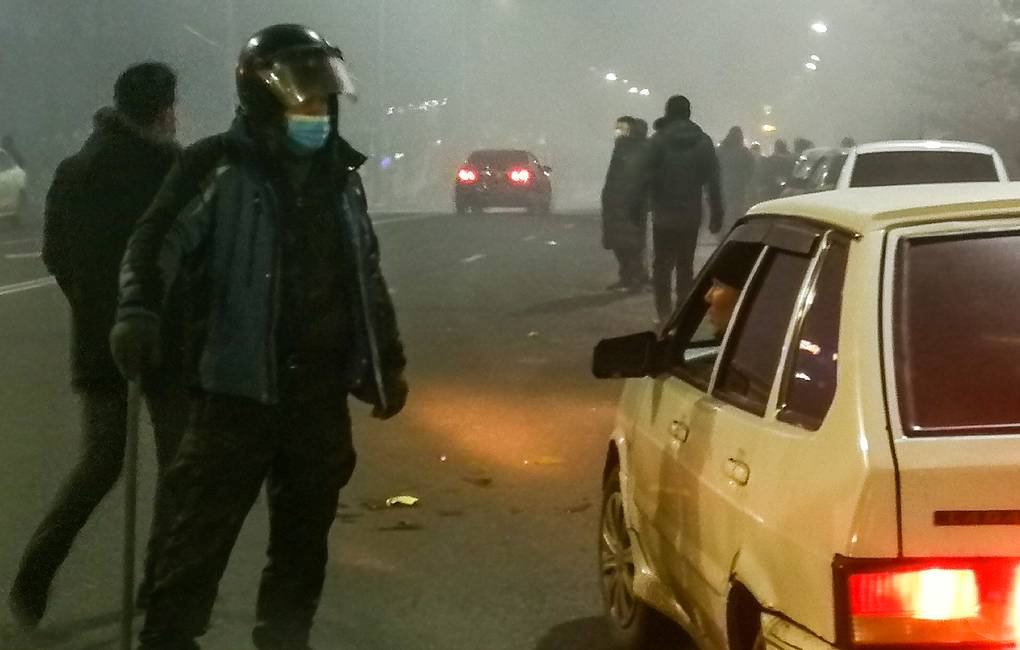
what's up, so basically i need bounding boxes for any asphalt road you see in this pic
[0,210,719,650]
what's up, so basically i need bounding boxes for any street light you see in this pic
[639,88,650,96]
[811,54,821,62]
[812,21,828,34]
[805,62,818,71]
[605,72,618,82]
[628,86,639,94]
[762,124,778,133]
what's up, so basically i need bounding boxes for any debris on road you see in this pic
[386,496,420,508]
[378,520,423,532]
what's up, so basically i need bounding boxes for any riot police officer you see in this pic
[110,24,408,649]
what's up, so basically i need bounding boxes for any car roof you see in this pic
[748,182,1020,234]
[469,149,532,158]
[799,146,847,160]
[853,140,998,156]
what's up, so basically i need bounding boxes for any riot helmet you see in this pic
[236,24,355,124]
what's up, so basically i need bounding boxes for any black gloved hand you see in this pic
[372,372,408,420]
[109,316,162,381]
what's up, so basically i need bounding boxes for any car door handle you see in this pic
[669,420,690,443]
[726,458,750,486]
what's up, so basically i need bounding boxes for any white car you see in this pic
[0,148,28,225]
[594,183,1020,650]
[836,140,1008,189]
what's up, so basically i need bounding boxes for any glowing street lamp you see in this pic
[639,88,651,96]
[628,86,640,94]
[762,124,778,133]
[811,54,821,62]
[805,62,818,71]
[812,21,828,34]
[605,72,618,82]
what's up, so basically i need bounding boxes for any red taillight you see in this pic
[838,558,1020,647]
[509,168,532,185]
[457,167,478,184]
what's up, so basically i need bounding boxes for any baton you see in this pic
[121,379,142,650]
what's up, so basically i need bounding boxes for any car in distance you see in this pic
[837,140,1008,188]
[0,147,28,226]
[781,147,848,197]
[593,183,1020,650]
[454,149,552,215]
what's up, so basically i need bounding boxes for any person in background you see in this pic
[717,126,754,233]
[601,116,650,291]
[10,61,187,629]
[627,95,723,321]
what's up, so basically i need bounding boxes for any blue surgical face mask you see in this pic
[286,115,331,153]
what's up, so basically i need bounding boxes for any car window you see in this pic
[468,150,529,168]
[808,158,830,189]
[778,235,849,430]
[714,248,813,416]
[665,241,765,391]
[850,151,999,187]
[894,230,1020,437]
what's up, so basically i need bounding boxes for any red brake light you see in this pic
[457,167,478,184]
[838,558,1020,648]
[509,168,532,185]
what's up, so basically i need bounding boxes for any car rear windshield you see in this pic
[893,230,1020,436]
[468,150,530,168]
[851,151,999,187]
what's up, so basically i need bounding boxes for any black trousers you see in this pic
[138,390,357,650]
[13,380,189,604]
[652,220,701,320]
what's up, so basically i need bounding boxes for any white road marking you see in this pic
[461,254,486,264]
[0,276,57,297]
[5,252,41,260]
[522,235,537,242]
[3,237,39,247]
[373,213,445,226]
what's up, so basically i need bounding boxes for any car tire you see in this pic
[600,466,684,649]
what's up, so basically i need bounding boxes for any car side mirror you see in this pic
[593,332,664,379]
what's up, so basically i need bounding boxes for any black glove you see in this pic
[372,372,408,420]
[110,316,162,381]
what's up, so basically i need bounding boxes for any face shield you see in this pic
[256,46,356,109]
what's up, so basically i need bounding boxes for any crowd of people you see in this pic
[599,96,851,321]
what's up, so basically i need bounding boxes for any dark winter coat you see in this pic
[717,140,754,219]
[117,116,406,407]
[42,108,180,389]
[629,117,723,231]
[600,135,647,251]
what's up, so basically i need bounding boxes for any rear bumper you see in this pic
[455,184,549,207]
[761,613,835,650]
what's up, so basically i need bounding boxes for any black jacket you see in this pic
[718,141,754,215]
[42,108,179,388]
[600,135,647,250]
[631,117,723,230]
[117,116,406,407]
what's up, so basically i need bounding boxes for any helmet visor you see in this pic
[256,46,356,108]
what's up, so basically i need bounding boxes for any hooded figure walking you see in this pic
[628,95,723,321]
[109,25,407,649]
[601,116,649,291]
[9,62,189,629]
[717,126,754,233]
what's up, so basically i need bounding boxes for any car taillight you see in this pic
[457,167,479,184]
[509,168,532,185]
[836,557,1020,648]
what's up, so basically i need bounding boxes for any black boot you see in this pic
[8,574,48,629]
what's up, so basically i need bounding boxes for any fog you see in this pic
[2,0,1019,207]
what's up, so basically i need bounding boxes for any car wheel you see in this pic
[600,467,681,649]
